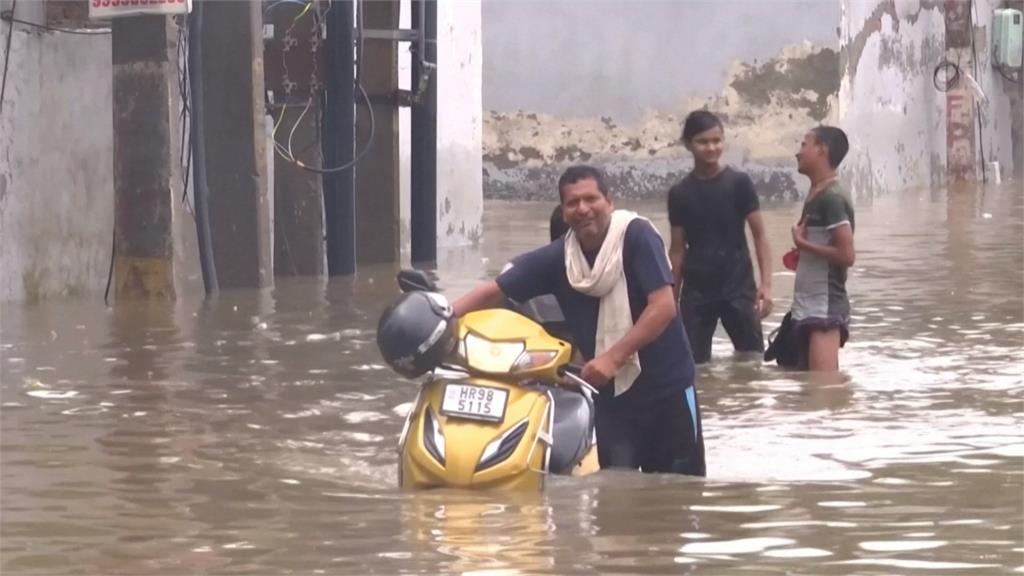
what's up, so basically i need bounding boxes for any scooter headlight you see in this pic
[461,332,526,373]
[422,408,446,466]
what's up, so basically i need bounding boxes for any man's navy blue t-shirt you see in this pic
[496,219,695,405]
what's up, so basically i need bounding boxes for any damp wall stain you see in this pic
[483,42,837,202]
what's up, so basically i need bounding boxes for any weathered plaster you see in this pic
[838,0,947,199]
[0,25,114,302]
[838,0,1018,198]
[483,42,838,203]
[481,1,841,203]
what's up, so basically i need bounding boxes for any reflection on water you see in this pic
[2,184,1022,574]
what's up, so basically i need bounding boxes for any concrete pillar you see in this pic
[436,0,482,249]
[198,0,272,288]
[111,15,177,300]
[273,102,325,276]
[944,0,977,184]
[356,0,400,265]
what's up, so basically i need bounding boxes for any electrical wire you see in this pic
[0,1,17,119]
[933,59,961,92]
[268,0,376,175]
[968,0,986,182]
[176,16,194,212]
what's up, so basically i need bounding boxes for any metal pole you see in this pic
[410,0,436,264]
[323,0,356,275]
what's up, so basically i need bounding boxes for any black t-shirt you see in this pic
[496,219,695,406]
[667,167,759,302]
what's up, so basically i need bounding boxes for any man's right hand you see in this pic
[755,287,773,319]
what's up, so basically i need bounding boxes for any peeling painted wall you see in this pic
[970,0,1022,183]
[0,24,115,302]
[482,1,842,202]
[837,0,948,198]
[838,0,1022,198]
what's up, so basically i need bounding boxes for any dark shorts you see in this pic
[595,386,706,476]
[680,294,764,364]
[794,316,850,345]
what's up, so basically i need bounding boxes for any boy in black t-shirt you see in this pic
[667,111,774,364]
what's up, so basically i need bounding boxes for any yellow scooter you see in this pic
[377,270,600,490]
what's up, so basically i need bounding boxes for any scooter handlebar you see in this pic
[557,364,598,396]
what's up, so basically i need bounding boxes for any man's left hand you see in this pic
[581,352,621,387]
[791,221,807,247]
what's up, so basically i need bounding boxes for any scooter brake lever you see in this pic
[558,368,599,397]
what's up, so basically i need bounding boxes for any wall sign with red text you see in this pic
[90,0,192,20]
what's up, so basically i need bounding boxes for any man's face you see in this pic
[561,178,613,248]
[796,132,824,175]
[686,125,724,165]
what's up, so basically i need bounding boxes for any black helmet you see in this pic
[377,291,456,378]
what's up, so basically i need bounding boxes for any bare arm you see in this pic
[793,222,855,268]
[747,210,774,318]
[582,284,678,386]
[668,226,687,302]
[747,211,772,291]
[451,280,507,318]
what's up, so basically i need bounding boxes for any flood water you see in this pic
[2,184,1022,575]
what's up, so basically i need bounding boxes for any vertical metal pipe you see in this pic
[323,0,356,275]
[410,0,437,264]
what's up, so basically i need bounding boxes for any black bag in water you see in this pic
[764,312,799,368]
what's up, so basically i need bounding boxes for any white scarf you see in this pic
[564,209,652,396]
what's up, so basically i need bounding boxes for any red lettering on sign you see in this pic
[92,0,101,7]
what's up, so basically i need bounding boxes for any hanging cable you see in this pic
[933,59,961,92]
[968,0,986,183]
[0,0,17,119]
[188,1,218,294]
[268,0,376,175]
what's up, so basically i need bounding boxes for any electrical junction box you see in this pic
[992,8,1023,68]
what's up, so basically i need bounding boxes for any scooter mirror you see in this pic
[397,269,437,293]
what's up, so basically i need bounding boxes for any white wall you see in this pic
[436,0,482,248]
[972,0,1019,182]
[838,0,1021,198]
[0,19,115,302]
[837,0,947,199]
[397,0,482,255]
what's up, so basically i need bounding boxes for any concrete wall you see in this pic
[0,14,115,302]
[436,0,483,247]
[972,0,1022,183]
[481,0,843,202]
[837,0,1022,198]
[399,0,483,251]
[837,0,947,198]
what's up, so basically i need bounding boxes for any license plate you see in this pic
[440,384,508,422]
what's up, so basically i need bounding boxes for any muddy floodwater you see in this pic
[2,184,1022,574]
